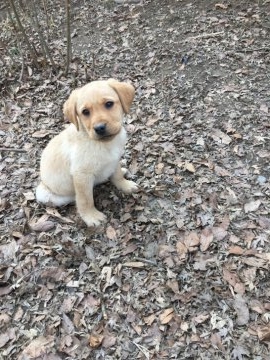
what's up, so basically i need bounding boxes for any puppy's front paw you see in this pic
[80,208,106,227]
[116,179,139,194]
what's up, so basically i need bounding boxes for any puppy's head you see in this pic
[63,79,135,141]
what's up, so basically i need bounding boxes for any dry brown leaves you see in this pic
[0,0,270,359]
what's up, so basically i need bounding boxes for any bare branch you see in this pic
[8,0,39,68]
[31,0,57,70]
[65,0,72,75]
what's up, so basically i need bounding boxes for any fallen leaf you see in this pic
[62,313,74,334]
[101,266,112,291]
[83,294,100,310]
[211,129,231,144]
[166,279,179,294]
[58,334,73,351]
[159,308,174,324]
[258,217,270,229]
[193,313,209,324]
[244,200,261,213]
[39,267,67,282]
[257,325,270,342]
[0,286,13,296]
[32,130,51,138]
[215,3,228,10]
[146,115,159,126]
[223,268,245,294]
[79,262,88,275]
[184,161,196,173]
[28,66,33,76]
[212,226,227,241]
[176,241,188,259]
[11,231,23,239]
[102,333,117,348]
[0,332,10,348]
[23,191,35,201]
[190,334,200,343]
[176,218,184,229]
[45,208,74,223]
[241,267,257,290]
[214,165,231,177]
[210,332,224,351]
[242,257,267,269]
[255,253,270,262]
[60,297,77,313]
[155,162,164,174]
[232,345,250,359]
[184,231,200,250]
[232,133,242,139]
[210,313,226,330]
[122,243,137,256]
[228,246,256,256]
[158,244,175,258]
[89,333,104,348]
[144,314,156,326]
[232,294,249,325]
[0,240,19,260]
[29,215,55,232]
[260,104,268,113]
[229,235,240,243]
[250,299,264,314]
[200,227,214,251]
[0,313,10,324]
[106,226,117,240]
[228,246,244,255]
[19,336,54,358]
[181,322,189,332]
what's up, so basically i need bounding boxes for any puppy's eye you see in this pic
[105,101,114,109]
[82,109,90,116]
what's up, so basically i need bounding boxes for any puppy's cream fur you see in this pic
[36,79,138,226]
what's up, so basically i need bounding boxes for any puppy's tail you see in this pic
[36,182,75,207]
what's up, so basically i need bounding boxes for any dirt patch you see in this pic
[0,0,270,359]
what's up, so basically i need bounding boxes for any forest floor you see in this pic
[0,0,270,359]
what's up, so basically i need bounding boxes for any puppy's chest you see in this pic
[93,148,121,184]
[71,141,123,183]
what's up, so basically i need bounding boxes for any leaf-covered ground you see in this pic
[0,0,270,359]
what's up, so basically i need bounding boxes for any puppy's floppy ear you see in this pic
[63,89,79,130]
[107,79,135,114]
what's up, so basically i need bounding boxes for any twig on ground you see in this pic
[132,342,150,360]
[185,31,224,41]
[229,47,270,53]
[19,57,25,82]
[0,147,27,152]
[134,257,157,266]
[101,302,108,320]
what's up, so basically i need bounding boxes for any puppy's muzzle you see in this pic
[94,123,107,136]
[94,123,116,141]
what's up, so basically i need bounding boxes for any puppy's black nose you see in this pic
[94,123,106,136]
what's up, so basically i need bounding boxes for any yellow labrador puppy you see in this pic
[36,79,138,226]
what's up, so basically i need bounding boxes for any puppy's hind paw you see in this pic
[80,208,107,227]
